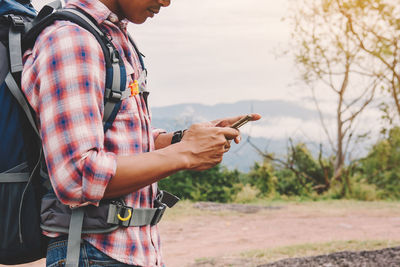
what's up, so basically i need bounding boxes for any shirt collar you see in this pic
[108,13,128,32]
[65,0,128,31]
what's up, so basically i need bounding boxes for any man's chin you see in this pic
[130,17,148,24]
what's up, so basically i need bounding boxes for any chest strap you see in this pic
[104,69,148,102]
[0,162,29,183]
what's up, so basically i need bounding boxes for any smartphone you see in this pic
[231,115,252,129]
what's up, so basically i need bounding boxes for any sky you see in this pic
[32,0,298,107]
[129,0,298,107]
[30,0,383,152]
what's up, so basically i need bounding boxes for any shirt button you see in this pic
[108,13,118,23]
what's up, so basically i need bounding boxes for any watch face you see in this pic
[171,130,183,144]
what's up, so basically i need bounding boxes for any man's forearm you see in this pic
[104,121,245,199]
[103,143,188,198]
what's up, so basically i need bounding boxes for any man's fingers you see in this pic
[248,113,262,121]
[224,140,231,151]
[234,136,241,144]
[219,127,239,140]
[213,113,262,128]
[213,116,241,127]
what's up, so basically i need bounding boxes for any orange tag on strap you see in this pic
[129,80,139,96]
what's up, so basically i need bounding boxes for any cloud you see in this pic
[129,0,294,107]
[240,116,329,142]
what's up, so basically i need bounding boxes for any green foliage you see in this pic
[275,168,311,197]
[243,143,334,198]
[287,143,333,192]
[246,160,277,196]
[270,143,334,197]
[358,127,400,199]
[349,179,381,201]
[233,184,260,203]
[158,165,241,203]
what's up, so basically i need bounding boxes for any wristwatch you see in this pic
[171,130,184,144]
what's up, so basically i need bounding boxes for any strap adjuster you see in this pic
[8,15,25,31]
[106,43,120,64]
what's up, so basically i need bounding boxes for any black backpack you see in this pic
[0,0,147,264]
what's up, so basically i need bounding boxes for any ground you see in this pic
[259,247,400,267]
[5,200,400,267]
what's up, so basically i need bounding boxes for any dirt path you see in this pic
[7,201,400,267]
[160,201,400,266]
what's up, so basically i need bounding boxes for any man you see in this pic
[22,0,261,266]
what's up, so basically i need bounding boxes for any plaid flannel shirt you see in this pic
[21,0,165,266]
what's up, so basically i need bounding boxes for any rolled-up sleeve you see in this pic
[22,22,116,207]
[152,127,166,142]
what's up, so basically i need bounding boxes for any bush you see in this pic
[246,160,277,196]
[350,181,381,201]
[358,127,400,199]
[233,184,260,203]
[158,165,242,203]
[275,168,312,197]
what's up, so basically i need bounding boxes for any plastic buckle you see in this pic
[8,15,25,31]
[109,90,122,102]
[116,204,133,227]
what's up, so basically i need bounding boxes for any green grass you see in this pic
[164,199,400,220]
[162,200,235,220]
[240,240,400,264]
[194,257,216,264]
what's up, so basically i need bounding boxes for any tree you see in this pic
[288,0,381,190]
[332,0,400,122]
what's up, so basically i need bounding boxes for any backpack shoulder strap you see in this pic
[23,6,127,133]
[1,13,33,76]
[0,41,8,84]
[7,14,25,73]
[0,14,40,137]
[4,72,40,137]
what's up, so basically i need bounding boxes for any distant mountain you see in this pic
[151,100,318,172]
[151,99,317,130]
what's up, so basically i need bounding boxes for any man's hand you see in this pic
[178,122,240,171]
[211,113,262,144]
[177,114,261,171]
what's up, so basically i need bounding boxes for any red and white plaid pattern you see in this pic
[22,0,164,265]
